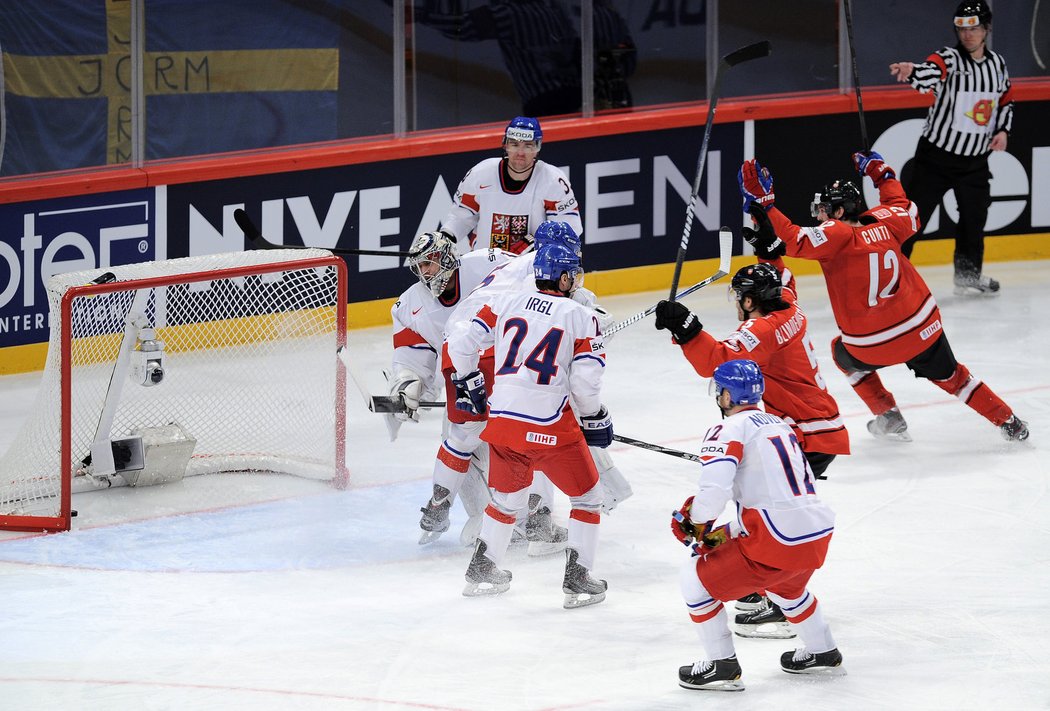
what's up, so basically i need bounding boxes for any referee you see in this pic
[890,0,1013,296]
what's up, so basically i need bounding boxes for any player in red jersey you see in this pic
[738,152,1028,443]
[654,252,849,480]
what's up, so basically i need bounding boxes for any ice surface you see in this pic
[0,261,1046,710]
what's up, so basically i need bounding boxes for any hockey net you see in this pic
[0,249,348,532]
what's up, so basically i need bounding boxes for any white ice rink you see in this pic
[0,260,1047,710]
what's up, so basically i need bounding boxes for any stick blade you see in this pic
[717,226,734,276]
[723,40,772,67]
[233,208,273,249]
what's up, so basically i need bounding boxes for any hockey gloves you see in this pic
[738,159,776,212]
[672,497,730,551]
[671,496,698,546]
[654,300,702,345]
[388,370,424,423]
[452,370,487,414]
[581,406,614,448]
[743,203,787,259]
[853,150,896,187]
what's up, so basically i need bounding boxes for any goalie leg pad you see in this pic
[591,446,632,513]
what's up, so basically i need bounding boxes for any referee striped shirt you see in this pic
[909,45,1013,156]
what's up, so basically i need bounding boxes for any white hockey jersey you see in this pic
[691,407,835,571]
[442,157,583,253]
[447,288,605,450]
[390,249,515,390]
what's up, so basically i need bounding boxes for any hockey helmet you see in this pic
[954,1,991,28]
[533,242,582,288]
[811,179,864,219]
[731,263,783,304]
[504,116,542,147]
[408,231,460,297]
[534,221,582,258]
[709,359,765,406]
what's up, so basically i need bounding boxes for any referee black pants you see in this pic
[902,137,992,277]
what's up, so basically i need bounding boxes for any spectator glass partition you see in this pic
[0,0,1046,178]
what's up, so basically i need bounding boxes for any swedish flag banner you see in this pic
[0,0,338,176]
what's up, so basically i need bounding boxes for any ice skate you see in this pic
[418,485,451,545]
[463,540,512,597]
[526,501,568,557]
[677,656,744,692]
[953,272,1000,296]
[735,593,766,611]
[1000,415,1029,442]
[866,406,912,442]
[780,647,846,675]
[562,548,607,609]
[734,600,796,639]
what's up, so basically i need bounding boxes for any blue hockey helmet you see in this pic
[504,116,542,146]
[533,243,581,285]
[710,359,765,405]
[533,221,582,257]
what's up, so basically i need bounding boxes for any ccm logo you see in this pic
[700,445,724,454]
[526,432,557,446]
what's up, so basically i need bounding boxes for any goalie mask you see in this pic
[709,359,765,407]
[811,179,863,220]
[408,231,460,298]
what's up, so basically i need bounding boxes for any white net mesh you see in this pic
[0,249,346,529]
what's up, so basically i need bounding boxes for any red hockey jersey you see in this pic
[767,179,941,366]
[677,273,849,456]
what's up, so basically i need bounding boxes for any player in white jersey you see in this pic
[386,230,515,544]
[439,116,582,254]
[673,360,844,691]
[441,221,631,536]
[447,243,612,609]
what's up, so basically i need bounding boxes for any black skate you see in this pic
[678,656,744,692]
[734,600,795,639]
[462,540,512,597]
[562,548,607,609]
[735,593,766,612]
[1000,415,1029,442]
[780,647,845,675]
[526,497,568,557]
[418,484,451,545]
[867,406,912,442]
[953,272,1000,296]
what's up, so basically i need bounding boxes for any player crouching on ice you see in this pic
[447,242,612,608]
[675,359,844,691]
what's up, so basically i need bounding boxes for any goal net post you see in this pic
[0,249,349,532]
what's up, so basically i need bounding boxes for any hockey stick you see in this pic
[842,0,869,151]
[668,40,771,301]
[234,209,423,259]
[611,435,700,463]
[604,226,733,338]
[336,345,447,414]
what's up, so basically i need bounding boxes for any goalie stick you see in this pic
[234,209,423,259]
[667,40,771,301]
[604,226,733,339]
